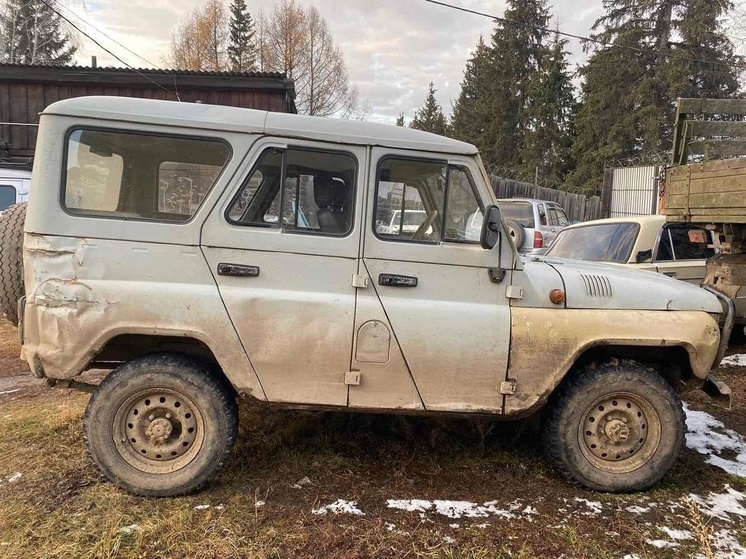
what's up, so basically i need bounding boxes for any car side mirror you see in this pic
[480,205,502,250]
[635,249,652,263]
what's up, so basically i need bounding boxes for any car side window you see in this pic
[375,158,482,244]
[227,147,356,236]
[656,226,715,261]
[552,206,569,226]
[538,204,548,226]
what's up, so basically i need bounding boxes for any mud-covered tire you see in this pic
[542,360,685,492]
[85,353,238,497]
[504,218,525,249]
[0,202,27,325]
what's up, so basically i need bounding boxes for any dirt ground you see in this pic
[0,323,744,559]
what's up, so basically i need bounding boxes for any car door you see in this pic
[654,224,714,284]
[201,139,365,406]
[352,149,511,413]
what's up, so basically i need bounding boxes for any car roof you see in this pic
[42,96,479,155]
[562,215,665,231]
[497,198,562,205]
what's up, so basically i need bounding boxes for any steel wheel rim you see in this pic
[113,388,205,474]
[577,391,662,474]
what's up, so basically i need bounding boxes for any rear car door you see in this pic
[654,224,714,284]
[201,140,365,406]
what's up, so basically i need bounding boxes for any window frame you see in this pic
[60,126,233,224]
[224,145,359,239]
[373,156,483,246]
[654,223,714,262]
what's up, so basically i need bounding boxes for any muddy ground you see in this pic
[0,321,744,559]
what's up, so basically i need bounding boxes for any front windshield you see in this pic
[545,223,640,263]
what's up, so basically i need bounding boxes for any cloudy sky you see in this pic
[69,1,607,123]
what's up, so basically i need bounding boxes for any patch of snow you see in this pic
[215,504,225,511]
[474,523,489,529]
[684,404,746,477]
[387,499,432,513]
[574,498,603,515]
[449,523,460,529]
[621,555,640,559]
[117,524,141,535]
[443,536,456,544]
[0,389,20,396]
[384,522,396,532]
[689,486,746,522]
[710,528,746,559]
[255,500,265,509]
[658,527,693,541]
[719,354,746,367]
[193,504,210,511]
[386,499,535,520]
[646,539,679,549]
[625,505,650,514]
[7,473,22,483]
[312,499,365,516]
[522,505,538,516]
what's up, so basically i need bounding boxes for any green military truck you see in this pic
[665,98,746,330]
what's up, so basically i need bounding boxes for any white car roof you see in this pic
[42,96,479,155]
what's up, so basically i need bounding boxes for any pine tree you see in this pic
[227,0,257,72]
[410,83,447,135]
[0,0,76,65]
[569,0,739,193]
[480,0,552,169]
[395,113,405,127]
[519,34,577,184]
[450,37,492,150]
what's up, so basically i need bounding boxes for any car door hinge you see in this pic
[352,274,369,289]
[345,371,361,386]
[500,379,516,395]
[506,285,524,300]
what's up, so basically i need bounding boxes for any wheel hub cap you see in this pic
[581,395,650,463]
[146,417,174,445]
[604,419,630,443]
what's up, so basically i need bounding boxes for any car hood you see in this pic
[534,256,722,313]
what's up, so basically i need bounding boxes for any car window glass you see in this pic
[660,226,716,261]
[656,229,675,261]
[553,206,569,226]
[443,166,482,243]
[0,184,16,211]
[227,147,356,236]
[375,158,445,243]
[499,202,535,228]
[546,206,558,226]
[64,129,230,222]
[546,223,640,263]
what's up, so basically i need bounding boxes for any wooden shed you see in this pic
[0,63,296,166]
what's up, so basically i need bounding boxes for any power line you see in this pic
[424,0,744,71]
[49,0,160,68]
[38,0,173,94]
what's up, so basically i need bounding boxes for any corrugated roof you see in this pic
[0,62,287,79]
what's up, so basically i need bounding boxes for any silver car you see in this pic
[497,198,569,252]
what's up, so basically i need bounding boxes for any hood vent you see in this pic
[580,274,613,298]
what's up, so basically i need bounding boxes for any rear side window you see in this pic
[227,147,357,236]
[63,129,231,222]
[0,185,17,211]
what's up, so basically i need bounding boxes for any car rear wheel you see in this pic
[542,360,685,492]
[85,353,238,497]
[0,202,27,325]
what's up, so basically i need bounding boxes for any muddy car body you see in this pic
[13,96,730,496]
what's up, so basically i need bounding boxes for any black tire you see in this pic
[504,218,526,249]
[0,202,27,325]
[542,360,685,493]
[84,353,238,497]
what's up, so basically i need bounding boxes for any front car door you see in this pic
[352,148,511,413]
[654,224,714,284]
[201,139,366,406]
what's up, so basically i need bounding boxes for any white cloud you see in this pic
[71,0,607,123]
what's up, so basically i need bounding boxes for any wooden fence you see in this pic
[489,176,602,223]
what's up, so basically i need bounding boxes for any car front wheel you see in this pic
[542,360,685,492]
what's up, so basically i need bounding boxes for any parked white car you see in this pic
[0,167,30,214]
[1,96,731,497]
[543,215,714,285]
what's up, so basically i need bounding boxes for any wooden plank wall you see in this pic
[490,176,602,223]
[0,82,290,154]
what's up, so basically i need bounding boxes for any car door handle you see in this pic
[217,263,260,277]
[378,274,418,287]
[662,271,677,278]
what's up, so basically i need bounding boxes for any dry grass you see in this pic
[0,390,740,559]
[0,319,27,378]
